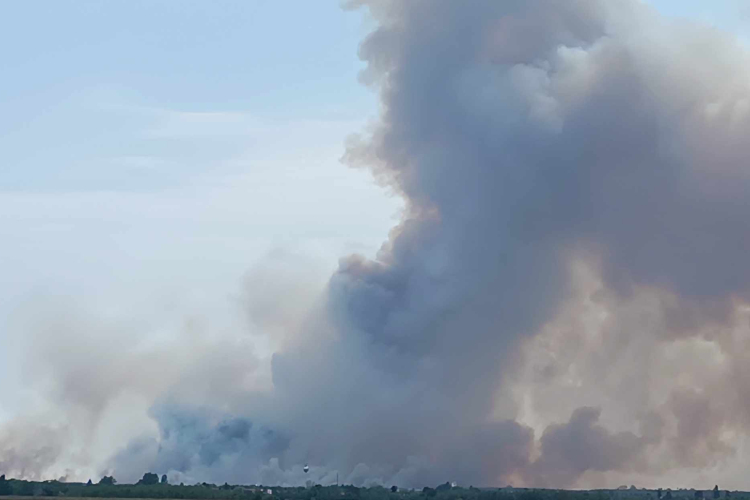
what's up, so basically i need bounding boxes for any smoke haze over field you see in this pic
[5,0,750,490]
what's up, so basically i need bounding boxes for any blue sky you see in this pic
[0,1,377,191]
[648,0,750,40]
[1,0,749,429]
[0,1,389,290]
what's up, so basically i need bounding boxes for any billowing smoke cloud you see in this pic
[530,407,643,487]
[5,0,750,490]
[107,403,289,485]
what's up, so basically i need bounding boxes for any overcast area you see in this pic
[3,0,750,491]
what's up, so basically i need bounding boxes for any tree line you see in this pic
[0,475,743,500]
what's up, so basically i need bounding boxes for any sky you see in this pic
[3,0,750,491]
[0,0,399,403]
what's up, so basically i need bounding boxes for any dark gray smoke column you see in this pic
[269,0,620,487]
[106,0,750,488]
[267,0,750,488]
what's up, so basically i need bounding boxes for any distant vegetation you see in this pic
[0,475,742,500]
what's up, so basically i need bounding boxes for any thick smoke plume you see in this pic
[5,0,750,490]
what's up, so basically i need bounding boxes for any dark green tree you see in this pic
[714,487,720,499]
[0,475,11,496]
[161,475,168,485]
[99,476,116,485]
[391,486,398,493]
[138,473,160,485]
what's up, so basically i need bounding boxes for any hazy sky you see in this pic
[3,0,750,489]
[0,0,398,417]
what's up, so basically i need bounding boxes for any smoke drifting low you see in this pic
[5,0,750,489]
